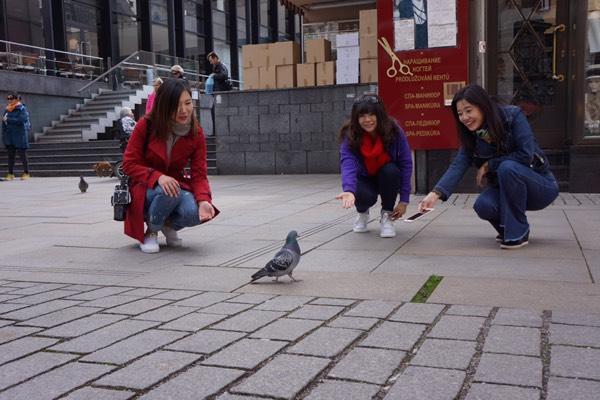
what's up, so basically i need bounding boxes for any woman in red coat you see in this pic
[123,78,218,253]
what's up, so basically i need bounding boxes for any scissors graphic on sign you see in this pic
[377,37,413,78]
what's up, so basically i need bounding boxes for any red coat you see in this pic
[122,118,218,242]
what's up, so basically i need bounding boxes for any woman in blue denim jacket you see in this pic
[419,84,559,249]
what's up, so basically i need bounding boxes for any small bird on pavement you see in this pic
[78,176,89,193]
[251,230,301,283]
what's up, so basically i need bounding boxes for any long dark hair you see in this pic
[450,84,506,153]
[149,78,198,140]
[338,93,396,152]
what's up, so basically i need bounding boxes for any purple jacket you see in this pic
[339,123,413,203]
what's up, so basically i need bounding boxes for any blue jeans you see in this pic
[145,186,201,232]
[355,163,402,213]
[473,160,559,241]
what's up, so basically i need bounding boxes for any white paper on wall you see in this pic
[394,19,415,51]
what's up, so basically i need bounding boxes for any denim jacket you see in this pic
[340,122,413,203]
[434,105,551,200]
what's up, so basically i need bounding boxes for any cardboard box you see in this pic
[337,46,359,60]
[243,67,260,90]
[336,32,359,48]
[296,63,316,87]
[259,66,277,89]
[359,9,377,36]
[316,61,335,86]
[276,65,296,88]
[590,0,600,10]
[360,35,378,59]
[360,58,378,83]
[305,39,332,63]
[242,44,270,68]
[270,41,301,66]
[336,59,359,84]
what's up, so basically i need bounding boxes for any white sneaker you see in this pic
[140,231,159,253]
[380,210,396,238]
[161,226,182,247]
[353,210,369,233]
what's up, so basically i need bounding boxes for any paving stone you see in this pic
[0,362,114,400]
[61,387,135,400]
[160,312,228,332]
[0,337,59,364]
[329,347,405,384]
[483,325,540,356]
[95,350,200,389]
[139,365,245,400]
[203,338,287,369]
[550,324,600,347]
[344,300,400,318]
[327,316,379,331]
[428,316,485,340]
[304,380,380,400]
[66,287,134,301]
[310,298,356,306]
[287,305,345,320]
[38,313,126,338]
[0,325,41,344]
[10,290,75,305]
[63,284,101,292]
[551,345,600,380]
[81,295,140,308]
[174,292,239,308]
[50,319,160,353]
[474,353,542,387]
[446,305,493,317]
[166,329,245,353]
[213,310,286,332]
[1,300,81,321]
[465,383,540,400]
[0,352,76,390]
[384,366,465,400]
[81,329,187,364]
[0,282,39,289]
[254,295,314,311]
[0,303,28,314]
[551,311,600,327]
[225,293,275,304]
[232,354,330,398]
[411,339,476,370]
[493,308,542,327]
[120,288,166,297]
[0,294,21,302]
[0,320,13,328]
[16,306,98,328]
[198,302,254,315]
[389,303,445,324]
[250,318,321,341]
[361,321,425,350]
[547,376,600,400]
[6,283,68,296]
[217,394,265,400]
[104,298,172,315]
[150,290,200,300]
[288,327,362,358]
[133,305,197,322]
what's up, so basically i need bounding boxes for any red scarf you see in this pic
[6,101,21,113]
[360,134,390,176]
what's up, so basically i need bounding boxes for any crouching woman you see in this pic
[123,78,219,253]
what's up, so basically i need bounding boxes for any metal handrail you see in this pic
[0,39,103,61]
[78,51,142,92]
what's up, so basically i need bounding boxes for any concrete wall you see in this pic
[214,84,375,174]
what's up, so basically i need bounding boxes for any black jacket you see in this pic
[212,62,232,92]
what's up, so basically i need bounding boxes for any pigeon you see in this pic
[78,176,89,193]
[251,231,301,283]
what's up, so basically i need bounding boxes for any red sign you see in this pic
[377,0,469,150]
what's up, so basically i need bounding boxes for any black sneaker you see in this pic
[495,234,502,243]
[500,231,529,249]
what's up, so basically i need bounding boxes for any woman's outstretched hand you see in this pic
[199,201,215,222]
[158,175,181,197]
[336,192,356,209]
[476,162,489,188]
[419,191,440,212]
[390,202,407,220]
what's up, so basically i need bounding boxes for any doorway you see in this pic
[488,0,570,149]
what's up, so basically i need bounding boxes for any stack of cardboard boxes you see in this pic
[242,42,300,90]
[359,9,378,83]
[299,39,335,87]
[336,32,359,84]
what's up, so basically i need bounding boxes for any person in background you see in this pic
[170,65,186,80]
[336,94,413,238]
[118,107,136,152]
[145,77,163,114]
[207,52,232,92]
[122,78,219,253]
[2,92,31,180]
[419,84,559,249]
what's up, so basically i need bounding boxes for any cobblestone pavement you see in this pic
[0,280,599,399]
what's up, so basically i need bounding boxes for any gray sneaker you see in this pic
[353,210,369,233]
[380,210,396,238]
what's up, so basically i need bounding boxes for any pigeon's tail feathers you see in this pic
[251,268,269,282]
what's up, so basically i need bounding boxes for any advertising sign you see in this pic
[377,0,469,150]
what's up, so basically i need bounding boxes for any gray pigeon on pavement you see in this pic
[251,231,301,283]
[78,176,89,193]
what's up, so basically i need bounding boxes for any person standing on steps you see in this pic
[2,92,31,180]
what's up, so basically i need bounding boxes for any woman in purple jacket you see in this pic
[336,94,413,238]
